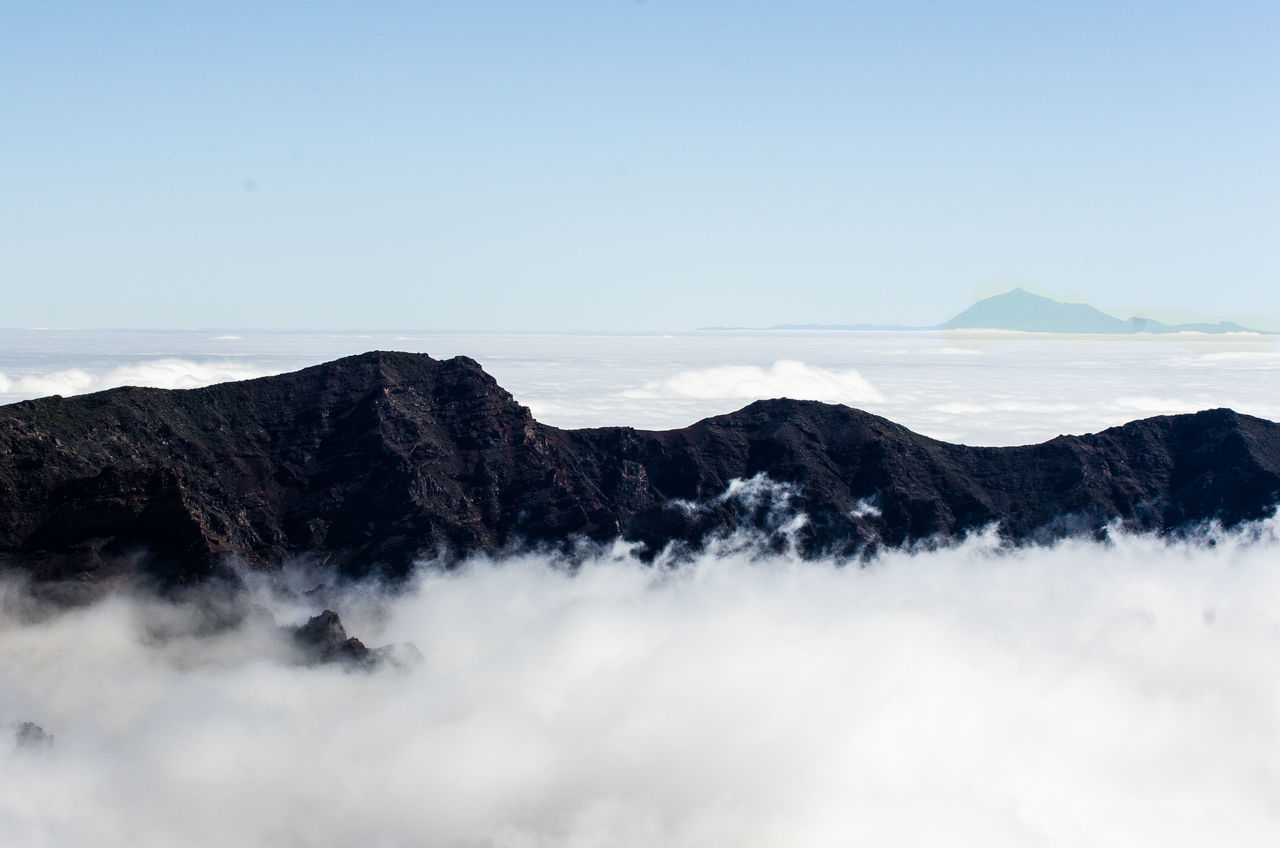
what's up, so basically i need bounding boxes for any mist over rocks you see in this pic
[287,608,419,669]
[6,721,53,752]
[1,350,1279,587]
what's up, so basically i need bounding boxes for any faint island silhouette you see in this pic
[939,288,1273,334]
[702,288,1275,334]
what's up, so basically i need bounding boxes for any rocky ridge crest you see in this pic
[1,351,1277,585]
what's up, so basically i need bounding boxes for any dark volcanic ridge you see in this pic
[2,351,1278,587]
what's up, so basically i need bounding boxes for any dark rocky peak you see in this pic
[288,608,421,670]
[279,350,508,401]
[702,397,922,441]
[290,609,375,667]
[193,350,530,430]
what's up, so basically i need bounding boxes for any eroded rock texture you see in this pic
[1,351,1277,585]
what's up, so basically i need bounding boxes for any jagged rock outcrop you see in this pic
[286,608,421,669]
[1,351,1278,585]
[290,609,376,666]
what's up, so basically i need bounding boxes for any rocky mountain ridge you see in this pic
[2,351,1278,586]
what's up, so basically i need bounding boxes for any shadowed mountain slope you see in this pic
[2,352,1278,585]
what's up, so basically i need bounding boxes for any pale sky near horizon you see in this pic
[3,1,1277,330]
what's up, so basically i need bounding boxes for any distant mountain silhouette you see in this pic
[709,287,1273,334]
[940,288,1270,334]
[941,288,1129,333]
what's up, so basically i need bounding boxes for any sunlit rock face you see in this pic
[1,351,1278,585]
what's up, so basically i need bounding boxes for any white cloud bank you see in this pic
[624,360,885,405]
[4,329,1277,440]
[5,520,1280,846]
[0,359,282,400]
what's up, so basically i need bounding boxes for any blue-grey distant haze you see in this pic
[3,1,1277,330]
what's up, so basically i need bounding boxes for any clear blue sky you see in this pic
[3,1,1277,330]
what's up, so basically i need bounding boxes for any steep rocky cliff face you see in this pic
[2,351,1278,586]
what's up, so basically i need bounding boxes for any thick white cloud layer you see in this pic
[4,521,1280,847]
[623,360,885,405]
[0,359,281,400]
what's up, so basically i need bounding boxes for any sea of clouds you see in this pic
[3,328,1280,845]
[4,519,1280,847]
[0,358,282,399]
[3,327,1279,444]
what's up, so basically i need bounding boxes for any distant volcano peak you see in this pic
[745,288,1271,334]
[940,289,1272,335]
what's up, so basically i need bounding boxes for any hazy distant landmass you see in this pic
[702,323,927,331]
[704,288,1274,334]
[940,288,1272,334]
